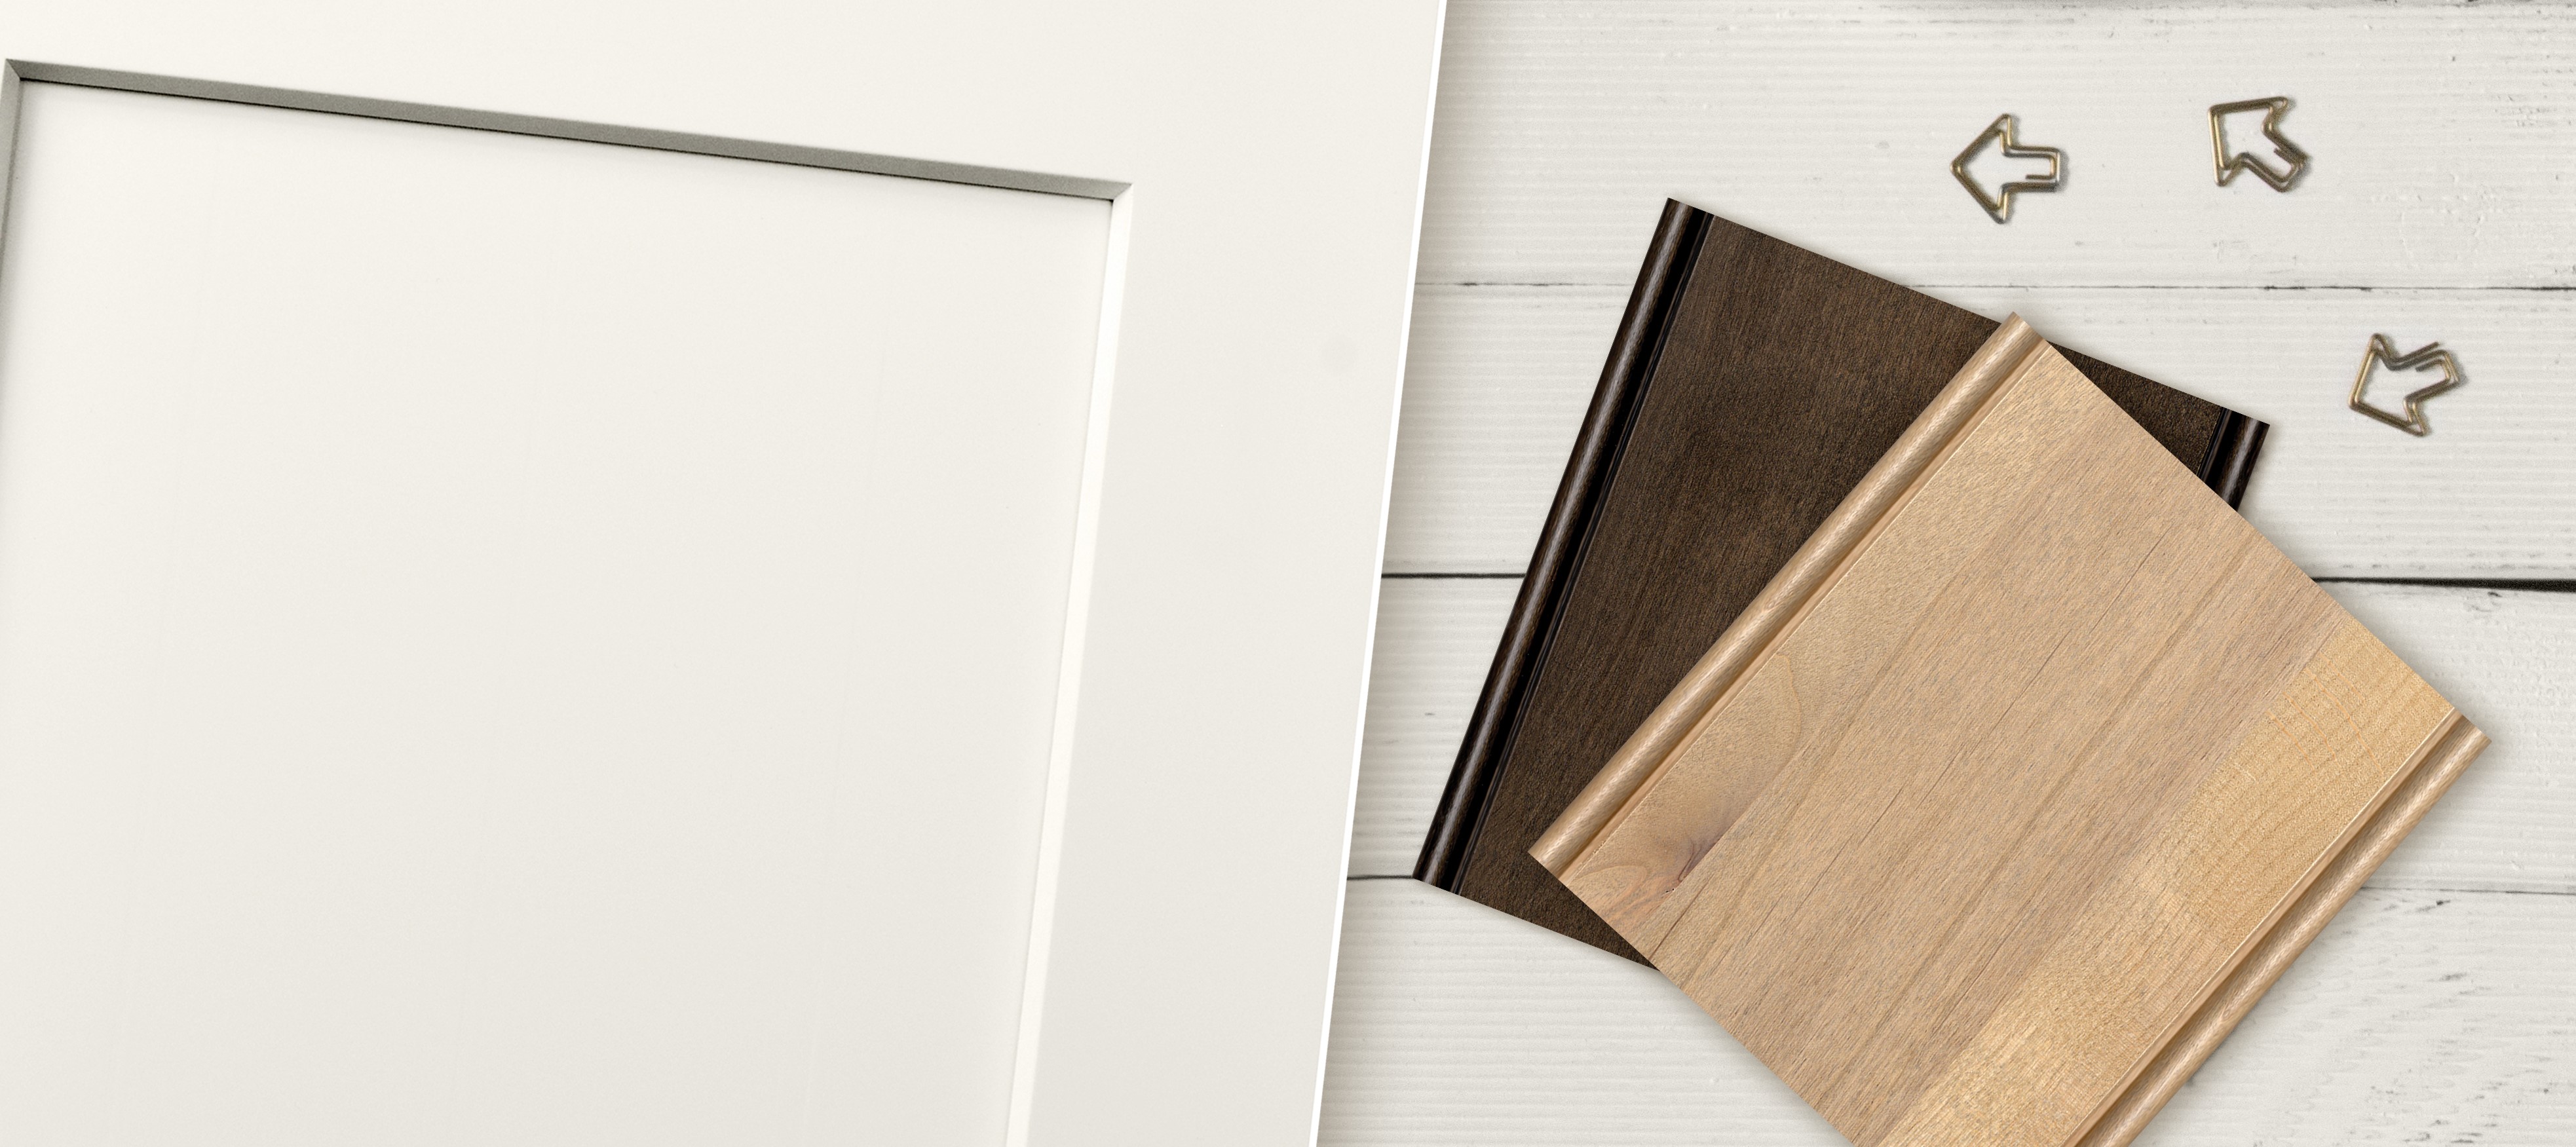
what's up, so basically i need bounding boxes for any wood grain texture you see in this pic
[1434,212,2252,962]
[1555,335,2484,1147]
[2076,717,2489,1147]
[1530,317,2050,876]
[1320,880,2576,1146]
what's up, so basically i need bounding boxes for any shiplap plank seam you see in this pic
[1350,582,2576,895]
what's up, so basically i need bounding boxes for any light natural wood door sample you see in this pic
[1538,317,2487,1147]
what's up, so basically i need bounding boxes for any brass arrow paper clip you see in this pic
[2349,334,2462,436]
[1951,114,2062,224]
[2211,96,2309,191]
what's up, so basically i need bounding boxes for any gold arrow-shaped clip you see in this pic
[2349,334,2463,436]
[2211,96,2310,191]
[1951,114,2062,224]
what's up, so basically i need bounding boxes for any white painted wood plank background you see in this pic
[1325,881,2574,1146]
[1390,0,2576,580]
[1415,1,2576,289]
[1331,2,2576,1142]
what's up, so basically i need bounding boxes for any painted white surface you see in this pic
[1417,1,2576,290]
[2326,584,2576,896]
[1337,2,2574,1141]
[0,1,1447,1143]
[1350,578,1521,878]
[0,81,1107,1145]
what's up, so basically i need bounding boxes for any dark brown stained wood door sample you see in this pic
[1413,201,2270,961]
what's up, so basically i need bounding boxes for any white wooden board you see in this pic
[1399,0,2576,578]
[1321,880,2576,1146]
[1420,1,2576,290]
[2326,584,2576,895]
[1352,578,1521,876]
[1383,286,1610,576]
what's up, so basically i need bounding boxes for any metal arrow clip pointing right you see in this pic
[2211,96,2310,191]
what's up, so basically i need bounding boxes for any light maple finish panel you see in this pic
[1542,325,2484,1147]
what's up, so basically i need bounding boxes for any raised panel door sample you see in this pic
[1541,318,2486,1147]
[0,81,1107,1144]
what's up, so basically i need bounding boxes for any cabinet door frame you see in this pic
[0,3,1445,1141]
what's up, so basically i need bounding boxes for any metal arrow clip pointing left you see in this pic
[1952,114,2062,224]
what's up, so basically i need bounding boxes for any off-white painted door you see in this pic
[0,77,1108,1146]
[0,4,1444,1144]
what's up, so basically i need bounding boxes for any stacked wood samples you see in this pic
[1414,200,2269,961]
[1534,317,2487,1147]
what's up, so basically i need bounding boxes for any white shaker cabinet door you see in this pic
[0,5,1444,1146]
